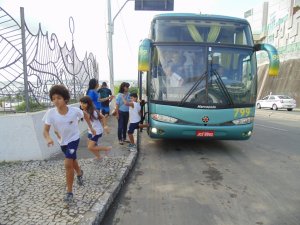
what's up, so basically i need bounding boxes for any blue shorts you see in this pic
[101,106,110,115]
[87,133,102,144]
[60,139,80,160]
[128,122,140,134]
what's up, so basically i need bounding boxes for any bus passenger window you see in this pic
[157,26,179,42]
[218,28,234,44]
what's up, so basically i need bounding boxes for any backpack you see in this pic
[98,88,112,107]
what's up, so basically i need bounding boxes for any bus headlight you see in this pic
[151,114,178,123]
[150,127,165,135]
[232,117,254,125]
[151,127,158,134]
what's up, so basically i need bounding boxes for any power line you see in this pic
[116,0,133,56]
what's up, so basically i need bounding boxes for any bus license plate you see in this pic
[196,130,214,137]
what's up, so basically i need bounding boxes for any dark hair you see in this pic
[118,82,130,93]
[49,85,70,103]
[86,78,98,95]
[140,99,146,106]
[102,82,107,87]
[79,95,98,121]
[130,93,138,98]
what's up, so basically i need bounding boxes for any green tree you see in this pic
[15,100,47,112]
[114,84,138,95]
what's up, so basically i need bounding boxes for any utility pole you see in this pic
[107,0,114,93]
[69,17,76,99]
[107,0,133,94]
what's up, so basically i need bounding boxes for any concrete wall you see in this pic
[257,59,300,105]
[0,105,87,162]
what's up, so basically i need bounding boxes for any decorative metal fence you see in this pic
[0,7,98,113]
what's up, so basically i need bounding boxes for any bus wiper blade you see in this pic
[211,70,234,105]
[179,71,207,106]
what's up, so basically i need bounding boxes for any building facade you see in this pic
[245,0,300,104]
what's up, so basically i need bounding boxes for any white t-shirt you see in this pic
[88,111,103,135]
[129,102,141,123]
[183,52,194,66]
[43,106,84,146]
[167,72,183,87]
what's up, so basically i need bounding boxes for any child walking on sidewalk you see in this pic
[43,85,85,204]
[122,93,148,151]
[80,96,112,160]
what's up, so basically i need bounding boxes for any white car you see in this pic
[256,95,296,111]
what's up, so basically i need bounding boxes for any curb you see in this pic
[78,151,138,225]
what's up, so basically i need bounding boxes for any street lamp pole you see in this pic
[107,0,133,94]
[107,0,114,93]
[69,17,76,99]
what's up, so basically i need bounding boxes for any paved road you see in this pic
[101,109,300,225]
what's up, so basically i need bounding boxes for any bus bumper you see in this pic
[148,121,253,140]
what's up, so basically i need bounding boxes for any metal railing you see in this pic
[0,7,98,113]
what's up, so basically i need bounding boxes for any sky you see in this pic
[0,0,265,83]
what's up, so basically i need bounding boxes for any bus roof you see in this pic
[152,13,250,25]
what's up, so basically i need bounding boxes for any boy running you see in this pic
[43,84,85,204]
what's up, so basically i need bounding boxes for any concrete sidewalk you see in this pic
[0,117,137,225]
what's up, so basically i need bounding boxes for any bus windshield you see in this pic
[152,17,253,46]
[149,45,257,108]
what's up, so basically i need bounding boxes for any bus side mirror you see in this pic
[138,39,152,72]
[254,43,279,77]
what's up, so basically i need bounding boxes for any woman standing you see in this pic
[86,78,101,112]
[115,82,131,145]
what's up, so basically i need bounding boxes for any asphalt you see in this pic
[1,107,298,225]
[0,116,137,225]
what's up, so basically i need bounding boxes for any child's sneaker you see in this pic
[64,192,73,204]
[127,144,137,152]
[77,170,84,186]
[127,143,136,149]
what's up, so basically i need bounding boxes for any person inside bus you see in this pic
[211,64,233,86]
[212,64,226,78]
[164,63,184,87]
[183,50,195,77]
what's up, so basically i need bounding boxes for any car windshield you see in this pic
[278,95,292,99]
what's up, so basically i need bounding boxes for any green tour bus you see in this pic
[137,13,279,140]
